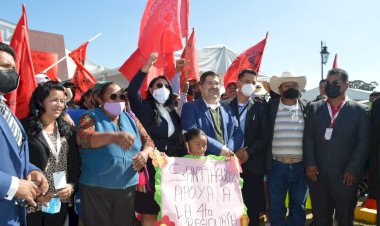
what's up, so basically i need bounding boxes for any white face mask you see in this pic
[153,87,170,104]
[241,83,256,97]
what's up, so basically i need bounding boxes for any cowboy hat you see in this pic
[269,72,306,94]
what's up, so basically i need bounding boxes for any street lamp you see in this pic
[320,41,330,80]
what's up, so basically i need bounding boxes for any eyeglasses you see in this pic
[110,93,127,100]
[156,83,170,89]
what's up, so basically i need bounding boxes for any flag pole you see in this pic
[184,33,189,82]
[41,33,102,74]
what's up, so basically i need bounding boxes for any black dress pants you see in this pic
[309,176,358,226]
[241,172,265,226]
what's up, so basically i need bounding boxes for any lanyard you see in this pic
[41,122,61,163]
[327,99,346,128]
[238,103,249,119]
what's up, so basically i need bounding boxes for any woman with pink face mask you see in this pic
[127,53,186,226]
[76,82,154,226]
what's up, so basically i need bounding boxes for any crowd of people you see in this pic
[1,42,380,226]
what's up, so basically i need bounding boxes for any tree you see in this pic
[349,80,378,91]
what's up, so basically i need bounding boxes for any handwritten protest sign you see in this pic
[154,155,248,226]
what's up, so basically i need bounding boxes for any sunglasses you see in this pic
[110,93,128,100]
[156,83,170,89]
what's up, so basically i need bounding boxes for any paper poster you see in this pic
[154,155,248,226]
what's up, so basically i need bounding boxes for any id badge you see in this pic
[324,128,333,140]
[53,171,67,190]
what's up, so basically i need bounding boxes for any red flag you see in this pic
[180,28,199,86]
[5,4,37,119]
[0,30,3,43]
[138,0,184,68]
[120,0,187,98]
[224,33,269,88]
[69,42,97,102]
[332,54,338,69]
[119,50,176,99]
[180,0,190,38]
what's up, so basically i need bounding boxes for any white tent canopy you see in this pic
[92,44,268,88]
[175,44,238,76]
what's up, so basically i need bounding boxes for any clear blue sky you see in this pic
[1,0,379,90]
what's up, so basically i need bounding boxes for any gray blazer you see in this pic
[303,99,370,180]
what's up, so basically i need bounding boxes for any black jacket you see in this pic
[224,96,269,174]
[369,98,380,197]
[21,123,80,191]
[127,70,185,157]
[303,99,370,180]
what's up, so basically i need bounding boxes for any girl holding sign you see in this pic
[184,128,208,157]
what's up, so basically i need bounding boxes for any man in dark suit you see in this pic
[181,71,243,156]
[304,68,370,226]
[0,43,48,226]
[369,96,380,224]
[223,69,269,226]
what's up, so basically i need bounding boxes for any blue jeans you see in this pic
[267,160,308,226]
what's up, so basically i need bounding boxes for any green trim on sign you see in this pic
[153,154,248,221]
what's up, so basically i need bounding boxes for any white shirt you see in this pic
[202,98,220,110]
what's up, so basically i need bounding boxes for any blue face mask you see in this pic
[41,197,61,214]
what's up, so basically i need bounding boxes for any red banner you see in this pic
[120,0,187,98]
[138,0,184,68]
[224,33,268,88]
[69,42,97,102]
[180,28,199,86]
[5,4,37,119]
[31,51,58,80]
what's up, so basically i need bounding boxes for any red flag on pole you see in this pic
[120,0,188,98]
[69,42,97,102]
[332,54,338,69]
[138,0,184,68]
[180,0,190,38]
[224,32,269,88]
[0,30,3,43]
[180,28,199,86]
[5,4,37,119]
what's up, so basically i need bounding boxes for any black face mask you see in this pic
[0,69,20,94]
[325,83,342,99]
[282,88,299,99]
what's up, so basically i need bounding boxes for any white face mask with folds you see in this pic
[153,87,170,104]
[241,83,256,97]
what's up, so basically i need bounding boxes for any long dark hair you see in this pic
[24,81,72,137]
[146,76,177,125]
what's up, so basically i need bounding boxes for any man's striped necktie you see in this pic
[0,100,22,148]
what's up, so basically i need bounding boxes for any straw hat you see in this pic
[269,72,306,94]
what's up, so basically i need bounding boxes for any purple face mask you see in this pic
[103,102,125,117]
